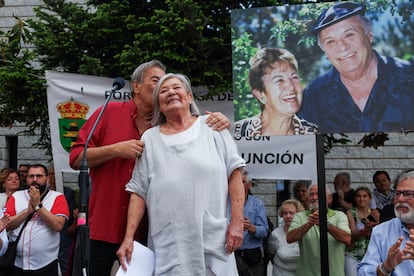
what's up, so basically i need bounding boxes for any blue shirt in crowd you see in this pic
[239,194,269,250]
[357,218,414,275]
[298,51,414,133]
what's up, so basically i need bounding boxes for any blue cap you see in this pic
[311,2,366,35]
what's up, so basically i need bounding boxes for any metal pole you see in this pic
[316,133,329,276]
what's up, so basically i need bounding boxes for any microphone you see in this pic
[112,77,125,91]
[78,76,124,274]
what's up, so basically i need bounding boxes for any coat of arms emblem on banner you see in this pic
[57,99,89,153]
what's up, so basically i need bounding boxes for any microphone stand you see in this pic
[77,81,123,276]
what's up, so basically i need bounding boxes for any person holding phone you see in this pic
[345,187,379,276]
[235,171,269,276]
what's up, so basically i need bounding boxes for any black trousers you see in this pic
[88,239,120,276]
[9,259,58,276]
[235,248,264,276]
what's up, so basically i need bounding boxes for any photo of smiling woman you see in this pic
[234,47,318,137]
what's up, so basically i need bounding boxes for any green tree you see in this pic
[1,0,279,155]
[30,0,280,87]
[0,17,48,150]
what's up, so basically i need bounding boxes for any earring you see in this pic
[259,95,267,105]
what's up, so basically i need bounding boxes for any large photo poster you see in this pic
[232,0,414,135]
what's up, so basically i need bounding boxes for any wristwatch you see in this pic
[35,203,43,211]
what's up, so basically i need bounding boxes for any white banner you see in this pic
[46,71,317,191]
[46,70,133,191]
[235,135,317,180]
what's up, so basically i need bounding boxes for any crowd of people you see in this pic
[1,162,413,275]
[0,164,77,276]
[262,168,414,276]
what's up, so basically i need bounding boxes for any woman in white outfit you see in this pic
[268,199,303,276]
[117,73,246,275]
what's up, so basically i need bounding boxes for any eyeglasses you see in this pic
[395,190,414,199]
[27,174,46,179]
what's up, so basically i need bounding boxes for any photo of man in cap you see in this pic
[298,2,414,134]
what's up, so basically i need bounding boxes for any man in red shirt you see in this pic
[70,60,230,276]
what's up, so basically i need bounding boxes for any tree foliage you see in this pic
[1,0,279,155]
[0,17,48,149]
[0,0,413,155]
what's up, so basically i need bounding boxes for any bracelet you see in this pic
[378,262,392,276]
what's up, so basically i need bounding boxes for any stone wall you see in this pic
[0,124,48,169]
[0,0,86,34]
[0,0,42,34]
[252,132,414,227]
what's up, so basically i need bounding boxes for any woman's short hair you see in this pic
[278,199,304,217]
[151,73,200,126]
[0,168,20,192]
[248,47,299,93]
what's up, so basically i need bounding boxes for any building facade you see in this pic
[1,1,414,226]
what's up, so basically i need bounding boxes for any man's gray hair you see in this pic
[396,169,414,186]
[151,73,200,126]
[131,60,166,83]
[309,183,332,197]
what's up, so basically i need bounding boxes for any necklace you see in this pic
[257,113,303,135]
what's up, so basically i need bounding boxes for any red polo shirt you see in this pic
[70,99,147,244]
